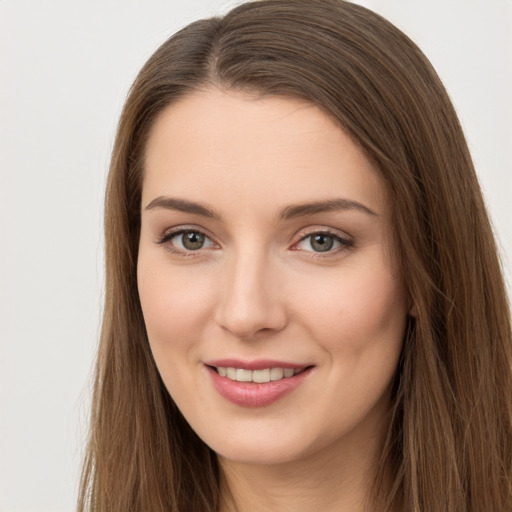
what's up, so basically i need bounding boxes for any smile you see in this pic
[205,362,314,407]
[214,367,304,383]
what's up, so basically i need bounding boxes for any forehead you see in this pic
[142,89,388,217]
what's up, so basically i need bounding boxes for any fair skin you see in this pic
[137,89,408,512]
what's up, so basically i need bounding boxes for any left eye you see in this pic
[295,233,349,253]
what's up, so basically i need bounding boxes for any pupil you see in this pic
[183,231,205,250]
[311,234,333,252]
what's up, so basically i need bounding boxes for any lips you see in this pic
[204,359,313,407]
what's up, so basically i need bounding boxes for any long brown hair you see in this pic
[78,1,512,510]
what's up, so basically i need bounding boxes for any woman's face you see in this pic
[138,89,408,466]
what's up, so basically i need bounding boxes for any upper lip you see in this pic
[204,359,312,371]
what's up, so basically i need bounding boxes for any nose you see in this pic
[214,249,288,340]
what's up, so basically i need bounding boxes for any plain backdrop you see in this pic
[1,1,510,510]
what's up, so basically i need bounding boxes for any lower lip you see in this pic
[206,366,312,407]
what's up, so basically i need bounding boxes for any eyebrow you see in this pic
[145,196,219,219]
[144,196,378,220]
[277,198,378,220]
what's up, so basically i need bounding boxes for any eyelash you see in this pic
[155,227,354,258]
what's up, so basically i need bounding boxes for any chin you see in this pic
[216,443,308,467]
[198,422,326,467]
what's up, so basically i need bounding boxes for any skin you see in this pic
[137,89,408,511]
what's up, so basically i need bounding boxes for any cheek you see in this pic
[292,259,407,358]
[137,257,220,406]
[137,254,215,360]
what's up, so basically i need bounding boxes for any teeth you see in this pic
[216,366,304,383]
[283,368,294,378]
[270,368,284,381]
[236,369,252,382]
[253,369,270,383]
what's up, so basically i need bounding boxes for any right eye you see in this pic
[157,229,216,253]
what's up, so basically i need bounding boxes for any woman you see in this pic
[78,1,512,510]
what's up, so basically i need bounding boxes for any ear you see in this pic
[409,302,418,318]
